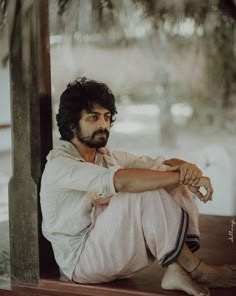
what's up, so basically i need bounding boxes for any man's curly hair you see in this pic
[56,77,117,141]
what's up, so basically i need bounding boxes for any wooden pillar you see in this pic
[8,0,53,284]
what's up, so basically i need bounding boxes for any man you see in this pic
[40,77,236,296]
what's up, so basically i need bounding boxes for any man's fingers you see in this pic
[188,170,200,185]
[191,171,202,185]
[179,168,185,184]
[183,165,202,185]
[197,179,214,202]
[181,167,189,184]
[189,176,214,202]
[204,185,213,202]
[184,168,194,185]
[189,171,197,184]
[179,164,203,186]
[194,190,205,201]
[187,167,202,185]
[193,177,201,186]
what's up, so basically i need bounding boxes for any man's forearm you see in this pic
[114,168,180,193]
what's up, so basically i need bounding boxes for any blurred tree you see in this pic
[1,0,236,131]
[41,1,236,121]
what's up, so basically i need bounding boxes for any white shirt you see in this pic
[40,140,164,279]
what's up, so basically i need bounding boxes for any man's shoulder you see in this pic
[42,145,84,185]
[43,147,83,177]
[46,140,83,163]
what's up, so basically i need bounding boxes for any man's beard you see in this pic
[75,126,110,148]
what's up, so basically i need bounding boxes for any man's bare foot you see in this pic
[161,263,209,296]
[191,261,236,288]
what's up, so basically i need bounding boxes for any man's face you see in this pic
[74,104,111,148]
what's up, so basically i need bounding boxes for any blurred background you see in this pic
[1,0,236,279]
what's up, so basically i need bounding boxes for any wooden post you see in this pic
[8,0,53,284]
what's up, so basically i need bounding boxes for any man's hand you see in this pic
[164,159,202,186]
[188,176,213,203]
[93,196,112,206]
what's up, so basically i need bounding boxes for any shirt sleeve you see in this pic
[111,150,165,170]
[44,156,120,196]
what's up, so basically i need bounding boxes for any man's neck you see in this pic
[70,138,96,163]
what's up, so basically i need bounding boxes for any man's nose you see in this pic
[98,117,107,128]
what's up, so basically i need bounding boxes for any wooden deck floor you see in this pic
[0,214,236,296]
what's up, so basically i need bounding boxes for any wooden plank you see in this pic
[7,0,53,284]
[0,124,11,129]
[197,215,236,265]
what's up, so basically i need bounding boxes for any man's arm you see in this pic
[114,169,180,193]
[114,168,213,203]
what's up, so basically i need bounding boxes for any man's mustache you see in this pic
[93,129,109,137]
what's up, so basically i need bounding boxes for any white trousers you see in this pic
[72,186,200,283]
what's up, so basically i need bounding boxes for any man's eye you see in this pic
[90,115,98,120]
[105,115,111,121]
